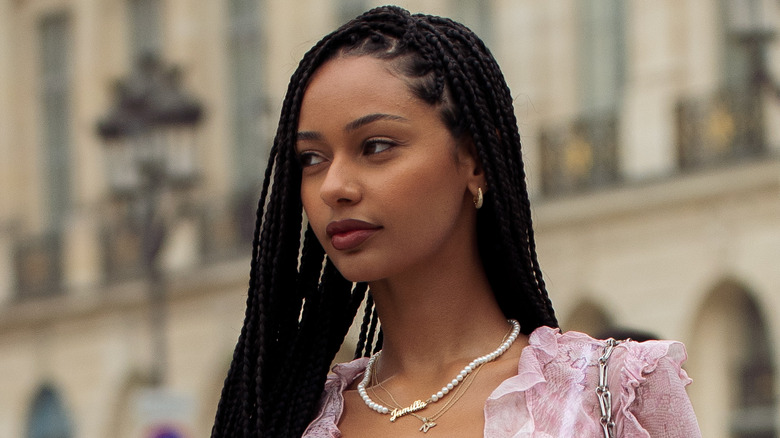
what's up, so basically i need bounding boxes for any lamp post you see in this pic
[97,53,203,387]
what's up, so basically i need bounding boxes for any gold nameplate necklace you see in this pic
[357,319,521,432]
[369,350,486,432]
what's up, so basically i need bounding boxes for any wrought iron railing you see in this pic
[101,218,145,282]
[13,231,63,299]
[198,190,257,261]
[676,87,766,169]
[540,112,619,196]
[98,190,254,283]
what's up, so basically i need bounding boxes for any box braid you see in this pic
[212,6,557,437]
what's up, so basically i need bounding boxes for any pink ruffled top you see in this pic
[302,326,702,437]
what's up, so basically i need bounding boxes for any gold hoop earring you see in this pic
[473,187,483,209]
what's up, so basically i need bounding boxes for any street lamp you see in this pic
[97,53,204,386]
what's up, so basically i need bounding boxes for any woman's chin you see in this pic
[333,267,378,284]
[329,260,385,284]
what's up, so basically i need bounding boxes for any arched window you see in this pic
[26,385,74,438]
[687,281,777,438]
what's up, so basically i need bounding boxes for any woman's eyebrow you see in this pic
[344,113,408,132]
[296,113,408,142]
[296,131,322,142]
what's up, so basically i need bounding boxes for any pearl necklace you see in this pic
[357,319,521,421]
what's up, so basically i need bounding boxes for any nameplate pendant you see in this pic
[389,400,428,422]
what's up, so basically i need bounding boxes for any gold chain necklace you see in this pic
[361,322,516,433]
[357,319,521,421]
[369,362,485,432]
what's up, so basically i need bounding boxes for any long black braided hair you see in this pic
[211,6,558,437]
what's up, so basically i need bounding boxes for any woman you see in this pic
[212,6,701,437]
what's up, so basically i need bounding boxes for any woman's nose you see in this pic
[319,157,361,207]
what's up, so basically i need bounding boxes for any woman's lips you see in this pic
[326,219,381,251]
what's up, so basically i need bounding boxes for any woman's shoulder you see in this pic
[328,356,370,388]
[522,325,688,370]
[488,325,687,406]
[484,326,700,437]
[301,357,369,438]
[522,326,692,407]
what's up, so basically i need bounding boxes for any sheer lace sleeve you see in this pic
[615,341,702,438]
[483,327,702,437]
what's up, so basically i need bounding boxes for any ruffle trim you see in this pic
[485,326,691,437]
[301,357,368,438]
[614,338,691,437]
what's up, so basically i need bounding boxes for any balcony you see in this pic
[13,231,63,299]
[101,218,145,283]
[539,112,619,196]
[98,188,255,284]
[676,87,766,170]
[199,190,257,261]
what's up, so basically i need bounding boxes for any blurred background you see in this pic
[1,0,779,437]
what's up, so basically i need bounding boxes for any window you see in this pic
[540,1,625,196]
[688,283,778,438]
[21,12,73,297]
[675,0,769,169]
[206,0,271,253]
[40,13,73,227]
[717,0,767,155]
[228,0,267,194]
[577,0,626,114]
[731,295,777,438]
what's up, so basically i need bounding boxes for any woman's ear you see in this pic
[456,137,487,194]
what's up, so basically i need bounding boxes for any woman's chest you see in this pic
[337,358,523,437]
[338,388,487,438]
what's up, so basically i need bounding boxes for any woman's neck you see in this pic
[366,257,512,380]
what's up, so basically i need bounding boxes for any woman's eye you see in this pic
[363,138,396,155]
[298,151,326,167]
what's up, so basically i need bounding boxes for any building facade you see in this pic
[0,0,778,436]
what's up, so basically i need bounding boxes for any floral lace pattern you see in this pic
[302,326,701,437]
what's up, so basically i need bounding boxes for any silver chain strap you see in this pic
[596,338,624,438]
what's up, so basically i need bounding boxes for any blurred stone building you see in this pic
[0,0,778,437]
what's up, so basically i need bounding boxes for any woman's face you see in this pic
[296,55,482,282]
